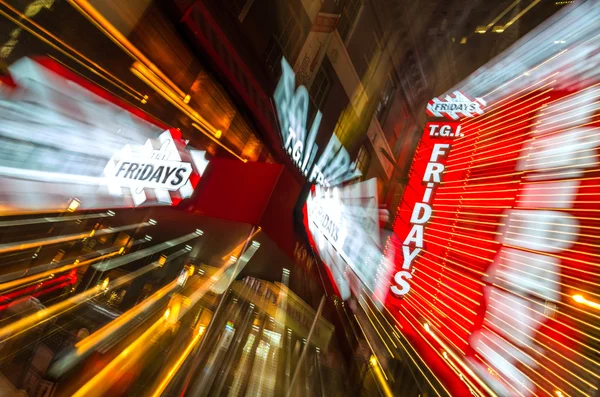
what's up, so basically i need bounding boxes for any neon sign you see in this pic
[386,38,600,397]
[305,180,393,305]
[390,120,470,297]
[104,129,209,206]
[274,57,360,187]
[426,91,486,120]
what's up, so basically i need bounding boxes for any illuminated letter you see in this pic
[430,143,450,162]
[390,271,412,296]
[116,162,130,177]
[410,203,432,224]
[423,163,445,183]
[439,125,451,137]
[429,124,439,136]
[402,246,421,270]
[403,225,423,248]
[293,140,303,163]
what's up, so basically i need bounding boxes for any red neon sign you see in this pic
[386,85,600,397]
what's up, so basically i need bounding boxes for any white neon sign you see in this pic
[274,57,360,187]
[104,130,209,206]
[426,91,486,120]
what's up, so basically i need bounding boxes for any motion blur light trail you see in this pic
[72,240,260,397]
[0,221,151,256]
[0,257,172,344]
[48,279,183,378]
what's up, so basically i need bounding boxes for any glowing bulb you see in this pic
[573,294,585,303]
[369,355,378,367]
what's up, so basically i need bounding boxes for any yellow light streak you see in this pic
[353,314,389,381]
[148,326,205,397]
[417,255,486,292]
[221,227,262,260]
[0,3,145,102]
[357,299,395,357]
[425,225,500,250]
[481,0,522,33]
[0,251,119,293]
[0,261,161,343]
[66,0,185,99]
[72,317,168,397]
[423,236,495,263]
[416,243,488,276]
[395,311,451,397]
[573,294,600,310]
[424,323,500,397]
[359,295,399,349]
[191,122,248,162]
[75,279,180,354]
[368,355,394,397]
[404,290,469,351]
[458,88,551,140]
[414,265,481,308]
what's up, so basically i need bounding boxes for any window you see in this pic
[264,36,284,73]
[264,4,306,74]
[338,0,363,42]
[308,67,331,121]
[356,145,370,176]
[375,76,396,124]
[361,32,381,76]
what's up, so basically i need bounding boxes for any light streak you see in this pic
[148,325,205,397]
[0,3,145,102]
[66,0,185,99]
[480,0,522,33]
[359,295,398,348]
[353,314,389,381]
[75,280,180,353]
[0,211,112,228]
[394,319,448,397]
[573,294,600,310]
[424,323,500,397]
[485,300,600,387]
[0,251,120,293]
[0,221,150,256]
[357,299,395,357]
[0,260,163,343]
[71,316,169,397]
[493,282,600,338]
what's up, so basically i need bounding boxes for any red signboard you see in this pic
[386,83,600,396]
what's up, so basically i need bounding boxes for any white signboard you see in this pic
[104,130,209,207]
[426,91,486,120]
[306,179,392,305]
[274,57,361,187]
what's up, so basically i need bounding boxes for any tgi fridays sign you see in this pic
[390,93,484,296]
[387,4,600,396]
[104,129,209,206]
[274,57,361,187]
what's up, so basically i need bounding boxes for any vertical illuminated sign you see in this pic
[390,93,485,296]
[274,57,361,187]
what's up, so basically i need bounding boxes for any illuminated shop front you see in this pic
[0,2,350,396]
[385,2,600,396]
